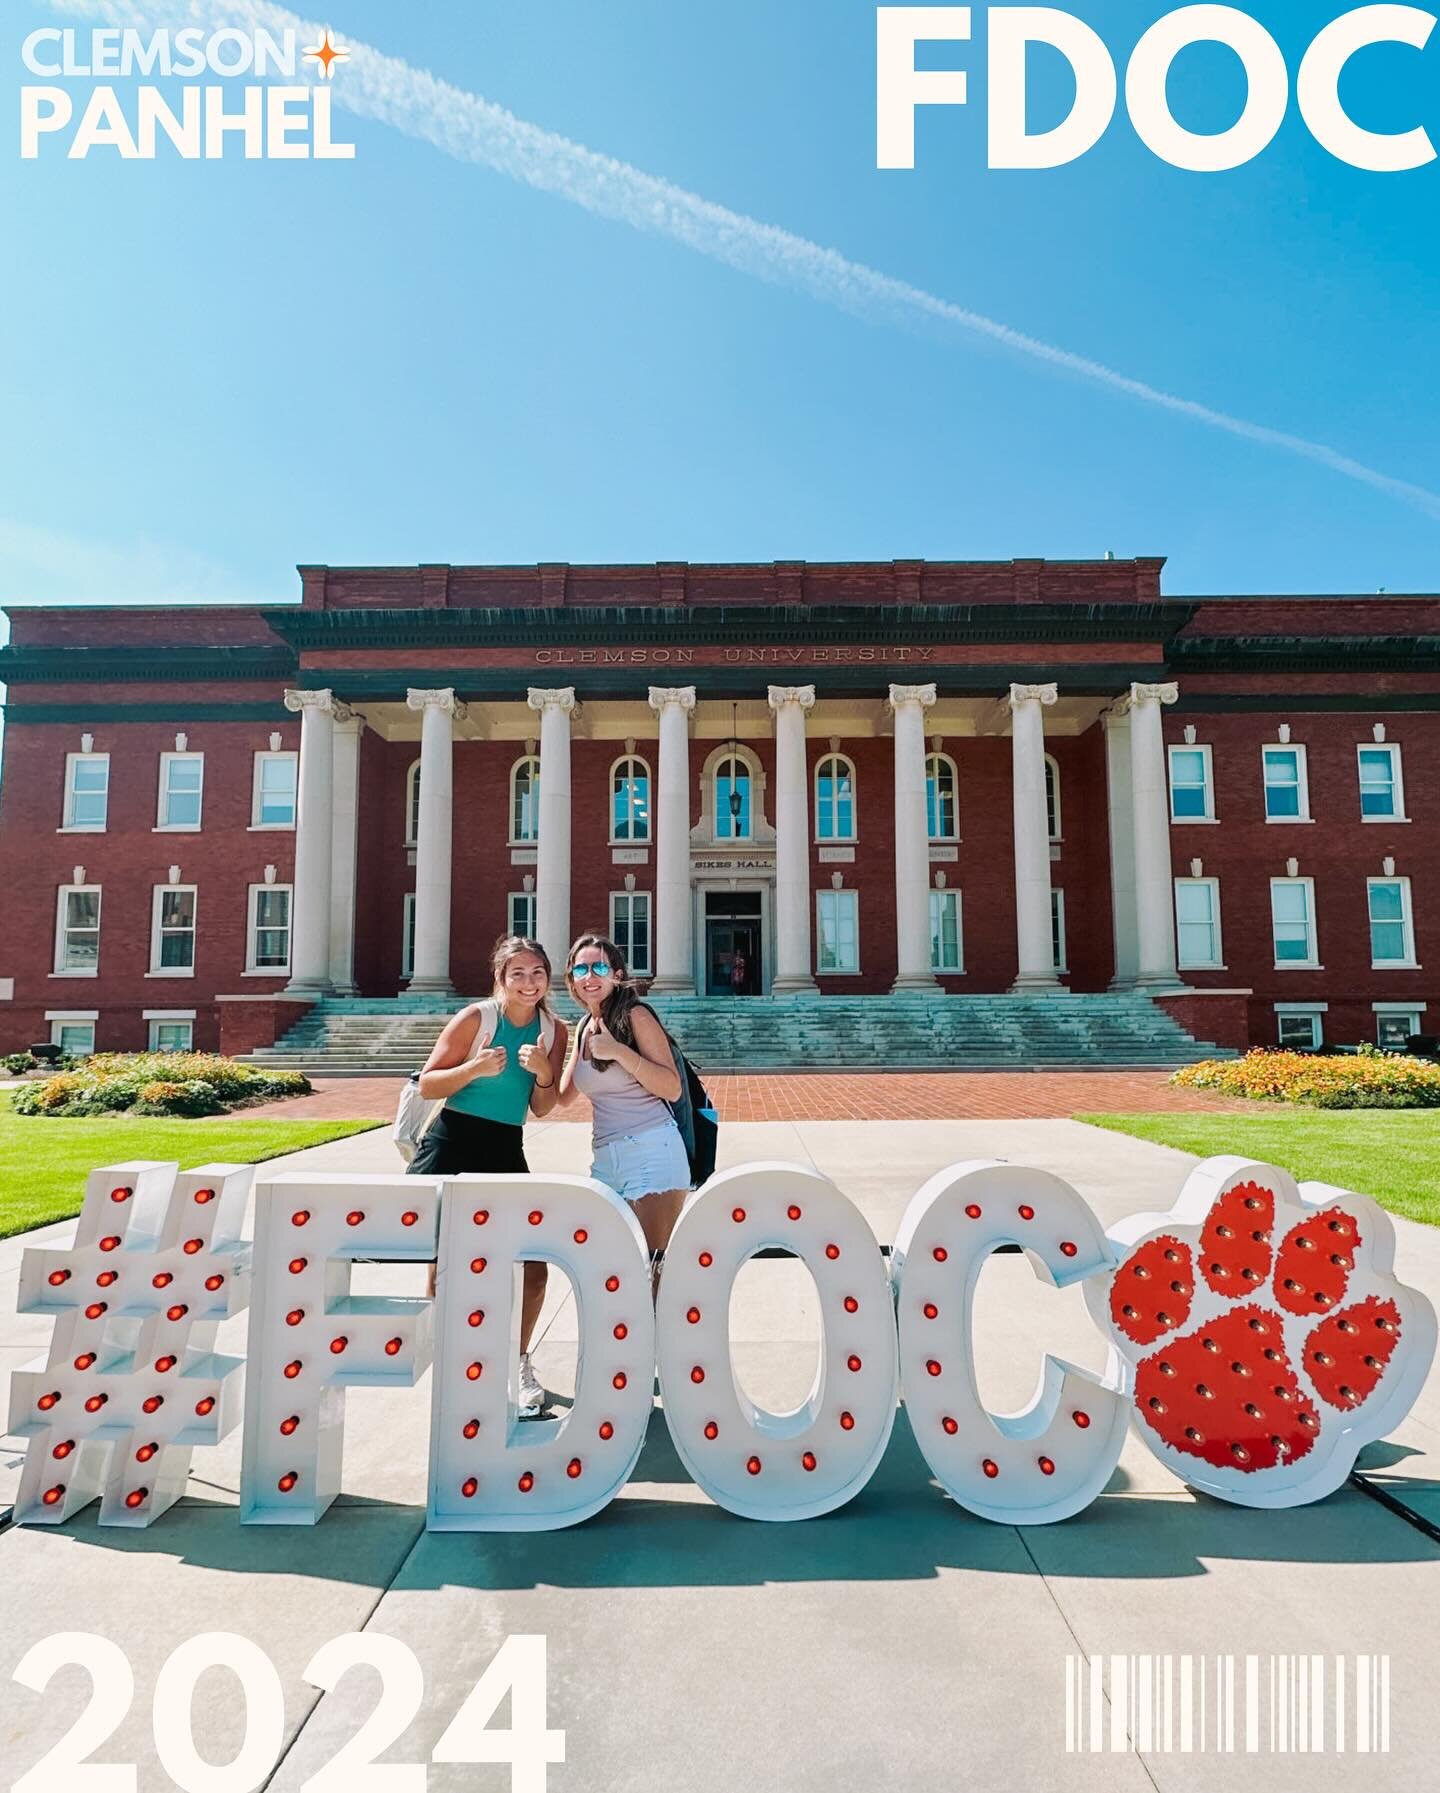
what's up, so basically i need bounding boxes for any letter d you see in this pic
[988,8,1116,169]
[20,88,73,158]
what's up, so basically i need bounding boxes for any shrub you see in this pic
[11,1053,310,1118]
[4,1052,38,1075]
[1173,1047,1440,1109]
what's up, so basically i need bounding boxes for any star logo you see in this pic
[303,28,350,79]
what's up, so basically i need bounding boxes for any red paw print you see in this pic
[1091,1158,1436,1506]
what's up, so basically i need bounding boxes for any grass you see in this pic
[0,1092,383,1238]
[1077,1109,1440,1228]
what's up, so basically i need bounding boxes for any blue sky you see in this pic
[1,0,1436,607]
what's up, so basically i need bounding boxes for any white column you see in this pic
[406,688,464,993]
[768,685,817,994]
[528,687,577,971]
[283,689,346,993]
[1009,682,1060,991]
[1103,705,1139,988]
[648,686,697,993]
[889,682,939,991]
[1129,681,1181,988]
[328,713,363,995]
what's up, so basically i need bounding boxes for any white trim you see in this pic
[50,1017,95,1054]
[1167,741,1215,823]
[1269,875,1319,969]
[814,887,860,975]
[149,883,197,977]
[1367,874,1417,969]
[155,750,204,831]
[609,888,653,976]
[507,890,537,940]
[251,749,298,829]
[509,754,542,846]
[929,885,964,974]
[247,881,293,974]
[1174,875,1225,970]
[1274,1005,1323,1049]
[609,752,653,846]
[45,1008,99,1021]
[404,758,422,847]
[61,750,110,832]
[1356,741,1407,822]
[401,890,417,979]
[1262,742,1311,822]
[148,1017,194,1051]
[1043,752,1063,842]
[142,1008,197,1020]
[813,751,858,844]
[1373,1000,1428,1014]
[53,882,101,976]
[924,750,960,843]
[1050,885,1068,974]
[710,744,760,845]
[1274,1001,1329,1014]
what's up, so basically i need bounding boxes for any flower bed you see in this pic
[1173,1047,1440,1109]
[10,1052,310,1118]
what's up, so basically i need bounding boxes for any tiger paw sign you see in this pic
[8,1154,1435,1530]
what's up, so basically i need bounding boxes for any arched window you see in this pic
[611,754,651,842]
[714,751,752,842]
[926,752,959,841]
[510,755,541,843]
[1044,754,1062,840]
[405,759,421,845]
[814,753,856,841]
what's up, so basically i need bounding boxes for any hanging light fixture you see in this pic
[727,702,743,823]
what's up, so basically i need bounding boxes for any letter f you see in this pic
[877,7,972,168]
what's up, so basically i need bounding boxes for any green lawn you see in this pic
[0,1093,384,1238]
[1077,1110,1440,1227]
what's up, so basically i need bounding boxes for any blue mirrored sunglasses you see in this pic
[570,960,612,979]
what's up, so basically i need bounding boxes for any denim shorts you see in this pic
[591,1121,692,1201]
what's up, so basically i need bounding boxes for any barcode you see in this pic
[1064,1654,1390,1754]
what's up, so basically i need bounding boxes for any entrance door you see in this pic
[704,891,763,995]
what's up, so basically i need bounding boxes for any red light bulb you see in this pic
[154,1355,176,1373]
[345,1210,364,1227]
[466,1362,483,1381]
[746,1456,762,1475]
[1060,1241,1078,1258]
[85,1393,108,1413]
[1072,1410,1091,1429]
[194,1396,215,1416]
[401,1210,419,1227]
[52,1440,75,1459]
[703,1421,718,1440]
[839,1411,855,1430]
[926,1360,942,1377]
[690,1366,704,1384]
[99,1235,120,1252]
[965,1203,982,1219]
[183,1238,204,1255]
[518,1471,534,1493]
[73,1352,96,1371]
[462,1477,478,1498]
[982,1458,1000,1479]
[37,1392,60,1411]
[463,1419,480,1439]
[942,1416,958,1435]
[470,1257,487,1275]
[204,1275,224,1292]
[923,1302,938,1320]
[1018,1204,1035,1221]
[802,1451,817,1472]
[42,1485,65,1506]
[125,1488,148,1509]
[286,1309,304,1326]
[278,1472,298,1493]
[847,1355,862,1373]
[472,1210,489,1226]
[613,1372,628,1390]
[686,1307,701,1324]
[599,1421,615,1440]
[527,1210,543,1226]
[48,1269,70,1286]
[825,1244,840,1260]
[96,1271,118,1287]
[142,1395,163,1414]
[291,1210,310,1227]
[932,1246,948,1263]
[193,1188,215,1204]
[605,1275,620,1292]
[573,1228,588,1244]
[110,1186,132,1203]
[613,1323,628,1340]
[283,1359,303,1379]
[468,1310,484,1328]
[84,1302,107,1319]
[698,1252,713,1268]
[136,1443,158,1463]
[787,1205,802,1221]
[279,1416,300,1436]
[329,1336,348,1355]
[731,1207,746,1223]
[152,1272,172,1288]
[566,1458,583,1479]
[1039,1456,1056,1476]
[844,1297,859,1314]
[165,1304,188,1322]
[384,1337,402,1356]
[288,1257,307,1274]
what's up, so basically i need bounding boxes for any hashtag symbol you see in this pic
[10,1160,251,1526]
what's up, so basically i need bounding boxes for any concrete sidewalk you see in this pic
[2,1118,1437,1791]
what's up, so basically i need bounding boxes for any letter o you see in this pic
[1126,4,1289,170]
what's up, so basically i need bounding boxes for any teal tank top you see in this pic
[445,1008,542,1127]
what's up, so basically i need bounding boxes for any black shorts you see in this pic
[408,1108,529,1177]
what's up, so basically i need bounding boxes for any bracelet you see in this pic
[533,1075,554,1090]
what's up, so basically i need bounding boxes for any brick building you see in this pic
[1,557,1435,1063]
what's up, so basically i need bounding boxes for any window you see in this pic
[1376,1007,1423,1051]
[401,892,416,978]
[50,1018,96,1056]
[63,752,109,830]
[54,885,101,975]
[815,889,859,974]
[1174,878,1223,968]
[814,753,856,842]
[929,888,963,972]
[511,756,541,843]
[157,752,203,829]
[1044,754,1062,841]
[1368,878,1416,967]
[508,891,536,940]
[1168,745,1214,821]
[1358,745,1405,820]
[248,884,292,972]
[252,751,298,827]
[1051,887,1068,973]
[1262,744,1309,821]
[148,1019,193,1052]
[714,753,752,842]
[925,753,958,841]
[1270,878,1318,967]
[611,756,651,843]
[150,886,196,974]
[405,760,422,845]
[611,890,652,975]
[1277,1009,1323,1050]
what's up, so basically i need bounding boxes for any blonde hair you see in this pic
[490,935,554,1016]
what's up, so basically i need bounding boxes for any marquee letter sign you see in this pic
[1088,1155,1438,1506]
[10,1161,251,1527]
[9,1154,1435,1530]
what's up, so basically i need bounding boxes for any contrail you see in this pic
[47,0,1440,520]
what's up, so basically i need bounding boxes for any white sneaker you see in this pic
[517,1351,545,1417]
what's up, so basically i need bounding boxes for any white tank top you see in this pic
[570,1016,674,1146]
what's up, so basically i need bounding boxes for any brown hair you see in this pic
[564,932,643,1046]
[490,935,555,1016]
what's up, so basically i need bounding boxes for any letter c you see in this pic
[1298,5,1436,171]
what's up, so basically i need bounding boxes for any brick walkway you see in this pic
[244,1072,1250,1124]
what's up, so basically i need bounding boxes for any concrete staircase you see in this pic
[243,992,1231,1075]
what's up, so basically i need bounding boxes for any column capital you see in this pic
[767,684,816,713]
[887,681,938,714]
[1008,682,1058,710]
[527,687,578,716]
[1130,680,1179,708]
[284,688,353,722]
[406,686,467,720]
[648,685,697,715]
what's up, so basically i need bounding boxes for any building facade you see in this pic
[1,557,1436,1058]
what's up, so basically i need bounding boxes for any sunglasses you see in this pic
[570,959,613,979]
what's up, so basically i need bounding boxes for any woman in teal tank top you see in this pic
[411,935,569,1415]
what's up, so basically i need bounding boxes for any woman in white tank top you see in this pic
[556,933,691,1270]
